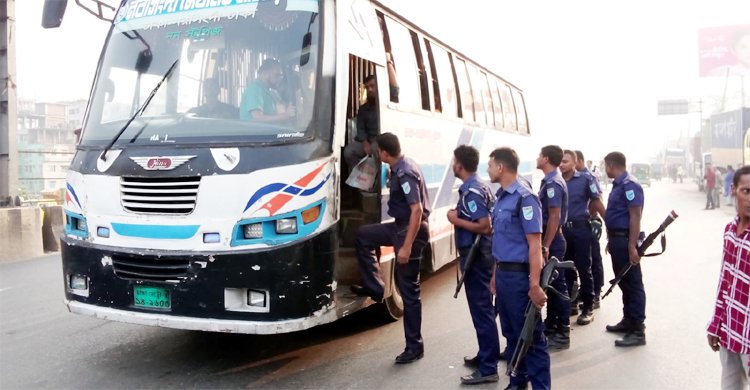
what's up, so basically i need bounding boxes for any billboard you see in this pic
[698,24,750,77]
[710,108,749,148]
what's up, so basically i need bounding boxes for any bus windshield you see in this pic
[82,0,322,147]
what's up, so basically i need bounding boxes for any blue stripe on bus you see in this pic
[111,223,200,239]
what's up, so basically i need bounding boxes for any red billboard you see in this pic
[699,24,750,77]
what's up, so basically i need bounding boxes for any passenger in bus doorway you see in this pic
[445,145,501,384]
[239,59,296,122]
[351,133,431,364]
[344,75,379,170]
[187,78,239,120]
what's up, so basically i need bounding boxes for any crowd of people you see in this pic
[347,130,652,389]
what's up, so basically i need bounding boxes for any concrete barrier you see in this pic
[42,206,65,252]
[0,207,44,263]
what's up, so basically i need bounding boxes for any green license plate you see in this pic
[133,286,171,310]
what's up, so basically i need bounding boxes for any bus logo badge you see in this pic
[130,156,196,171]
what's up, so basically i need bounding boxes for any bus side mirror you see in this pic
[299,32,312,67]
[135,49,153,74]
[42,0,69,28]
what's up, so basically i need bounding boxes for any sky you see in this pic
[15,0,750,163]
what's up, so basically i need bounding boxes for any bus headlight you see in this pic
[275,218,297,234]
[243,223,263,239]
[76,218,87,231]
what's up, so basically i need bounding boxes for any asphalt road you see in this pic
[0,180,733,389]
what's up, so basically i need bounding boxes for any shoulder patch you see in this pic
[522,206,534,221]
[402,181,411,194]
[590,183,599,194]
[547,187,555,198]
[468,200,477,213]
[625,189,635,201]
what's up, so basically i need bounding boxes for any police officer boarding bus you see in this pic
[44,0,534,334]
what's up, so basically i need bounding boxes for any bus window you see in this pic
[384,17,421,110]
[454,58,474,122]
[498,82,517,132]
[430,43,458,117]
[376,12,399,103]
[410,31,431,111]
[466,64,486,126]
[489,76,504,129]
[480,71,495,127]
[512,89,529,134]
[423,39,442,113]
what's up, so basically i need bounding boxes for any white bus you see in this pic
[45,0,535,334]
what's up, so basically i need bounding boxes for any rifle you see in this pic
[601,210,679,300]
[454,234,482,298]
[507,256,576,377]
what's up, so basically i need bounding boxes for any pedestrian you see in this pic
[351,132,431,364]
[577,151,606,307]
[446,145,501,384]
[602,152,647,347]
[344,75,379,170]
[488,147,550,390]
[677,165,684,183]
[561,150,607,326]
[724,165,735,207]
[706,163,717,209]
[707,165,750,389]
[536,145,570,351]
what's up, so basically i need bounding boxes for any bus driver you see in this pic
[239,59,296,123]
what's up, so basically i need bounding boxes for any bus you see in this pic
[45,0,535,334]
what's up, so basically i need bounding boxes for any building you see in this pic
[16,100,82,195]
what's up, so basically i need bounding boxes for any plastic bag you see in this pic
[346,156,377,190]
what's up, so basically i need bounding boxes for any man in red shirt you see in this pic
[705,164,717,210]
[707,165,750,389]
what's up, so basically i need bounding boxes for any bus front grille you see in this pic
[120,176,200,214]
[112,254,191,282]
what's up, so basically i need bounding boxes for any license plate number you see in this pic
[133,286,171,310]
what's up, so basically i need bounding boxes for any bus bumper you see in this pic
[60,226,338,334]
[64,299,341,334]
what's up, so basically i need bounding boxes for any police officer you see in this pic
[576,150,605,307]
[560,150,606,326]
[351,132,431,363]
[602,151,647,347]
[488,147,550,390]
[446,145,500,385]
[536,145,570,351]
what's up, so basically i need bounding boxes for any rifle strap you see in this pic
[642,234,667,257]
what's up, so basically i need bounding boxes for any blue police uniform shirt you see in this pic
[455,174,494,249]
[604,171,644,230]
[565,171,600,221]
[491,179,543,263]
[539,170,568,226]
[388,156,431,222]
[581,167,602,194]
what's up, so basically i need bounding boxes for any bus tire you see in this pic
[378,265,404,321]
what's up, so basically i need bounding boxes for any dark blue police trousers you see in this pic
[546,233,569,326]
[563,225,595,307]
[496,268,551,389]
[460,243,500,375]
[608,236,646,324]
[592,238,604,296]
[356,221,430,351]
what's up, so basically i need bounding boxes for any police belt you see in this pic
[564,219,591,229]
[607,229,629,238]
[496,262,530,272]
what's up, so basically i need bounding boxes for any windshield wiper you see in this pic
[100,59,179,162]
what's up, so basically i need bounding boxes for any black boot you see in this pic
[615,325,646,347]
[605,318,632,333]
[576,305,594,325]
[547,326,570,351]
